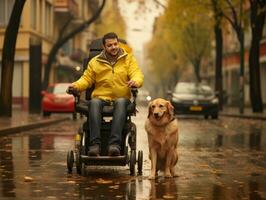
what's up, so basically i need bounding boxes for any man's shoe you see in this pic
[108,145,120,156]
[88,144,100,156]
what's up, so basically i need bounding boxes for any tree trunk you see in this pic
[193,59,201,83]
[42,0,106,89]
[249,0,265,113]
[0,0,26,117]
[214,23,223,110]
[212,0,223,110]
[238,29,245,114]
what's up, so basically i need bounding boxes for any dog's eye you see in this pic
[151,105,155,109]
[159,105,164,108]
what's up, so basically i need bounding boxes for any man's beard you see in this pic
[106,49,119,58]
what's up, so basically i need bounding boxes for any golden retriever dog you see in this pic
[145,98,178,179]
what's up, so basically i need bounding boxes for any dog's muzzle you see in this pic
[153,113,160,119]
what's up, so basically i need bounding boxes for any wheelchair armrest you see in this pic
[75,99,90,115]
[131,88,138,105]
[131,88,138,98]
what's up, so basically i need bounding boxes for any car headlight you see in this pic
[172,97,182,103]
[211,98,219,104]
[146,96,151,101]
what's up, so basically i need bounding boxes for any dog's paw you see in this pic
[164,173,172,178]
[148,175,156,180]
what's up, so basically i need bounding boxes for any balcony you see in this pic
[54,0,78,17]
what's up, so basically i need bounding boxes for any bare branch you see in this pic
[225,0,239,26]
[153,0,166,9]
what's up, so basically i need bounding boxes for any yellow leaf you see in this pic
[96,178,113,184]
[163,194,176,199]
[24,176,33,182]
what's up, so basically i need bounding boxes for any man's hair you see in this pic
[102,32,118,45]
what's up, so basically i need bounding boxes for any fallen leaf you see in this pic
[96,178,113,184]
[163,194,176,199]
[109,185,119,189]
[24,176,33,182]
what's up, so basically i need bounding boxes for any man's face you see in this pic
[103,38,119,57]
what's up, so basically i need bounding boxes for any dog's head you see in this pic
[148,98,174,125]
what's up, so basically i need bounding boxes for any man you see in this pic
[69,32,144,156]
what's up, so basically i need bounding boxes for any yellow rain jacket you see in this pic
[73,45,144,101]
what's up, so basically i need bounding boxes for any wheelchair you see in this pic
[66,38,143,176]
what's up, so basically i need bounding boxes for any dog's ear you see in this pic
[166,101,174,118]
[147,101,153,118]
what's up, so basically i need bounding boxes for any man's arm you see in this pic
[71,62,95,91]
[127,54,144,88]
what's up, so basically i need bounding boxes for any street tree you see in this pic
[146,0,212,94]
[221,0,247,113]
[42,0,106,90]
[0,0,26,117]
[248,0,266,113]
[94,0,126,39]
[180,22,212,82]
[211,0,224,110]
[146,21,180,97]
[168,0,225,109]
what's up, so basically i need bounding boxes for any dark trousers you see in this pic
[88,98,130,148]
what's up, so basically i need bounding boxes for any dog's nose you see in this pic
[154,113,159,118]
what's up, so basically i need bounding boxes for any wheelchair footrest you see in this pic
[81,155,128,166]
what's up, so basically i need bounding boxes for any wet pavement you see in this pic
[0,106,266,199]
[0,108,69,135]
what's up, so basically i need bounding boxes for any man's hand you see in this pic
[66,85,80,96]
[127,80,138,88]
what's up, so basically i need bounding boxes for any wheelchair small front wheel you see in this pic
[81,162,86,176]
[129,150,136,176]
[67,150,74,173]
[137,150,143,175]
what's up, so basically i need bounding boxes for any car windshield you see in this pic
[48,84,69,94]
[175,83,213,96]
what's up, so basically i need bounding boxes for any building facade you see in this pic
[204,13,266,107]
[0,0,97,110]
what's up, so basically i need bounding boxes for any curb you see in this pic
[0,117,69,136]
[220,113,266,120]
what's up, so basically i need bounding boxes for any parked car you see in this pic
[169,82,219,119]
[41,83,77,119]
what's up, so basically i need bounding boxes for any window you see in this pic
[0,0,15,26]
[30,0,37,29]
[44,1,52,36]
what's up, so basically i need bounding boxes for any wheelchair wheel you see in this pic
[67,150,74,173]
[81,162,86,176]
[124,146,129,162]
[137,150,143,174]
[129,150,136,175]
[75,152,82,174]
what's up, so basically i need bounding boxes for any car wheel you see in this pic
[43,111,51,117]
[204,115,208,119]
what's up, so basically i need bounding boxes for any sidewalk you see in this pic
[220,106,266,120]
[0,108,69,136]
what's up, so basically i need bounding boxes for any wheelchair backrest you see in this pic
[83,38,127,100]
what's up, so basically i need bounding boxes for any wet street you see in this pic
[0,106,266,200]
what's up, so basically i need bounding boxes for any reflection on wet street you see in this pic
[0,107,266,199]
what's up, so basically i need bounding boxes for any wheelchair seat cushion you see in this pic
[76,100,136,116]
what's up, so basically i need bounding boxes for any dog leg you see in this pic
[170,167,177,177]
[170,152,178,177]
[164,150,174,178]
[149,148,157,179]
